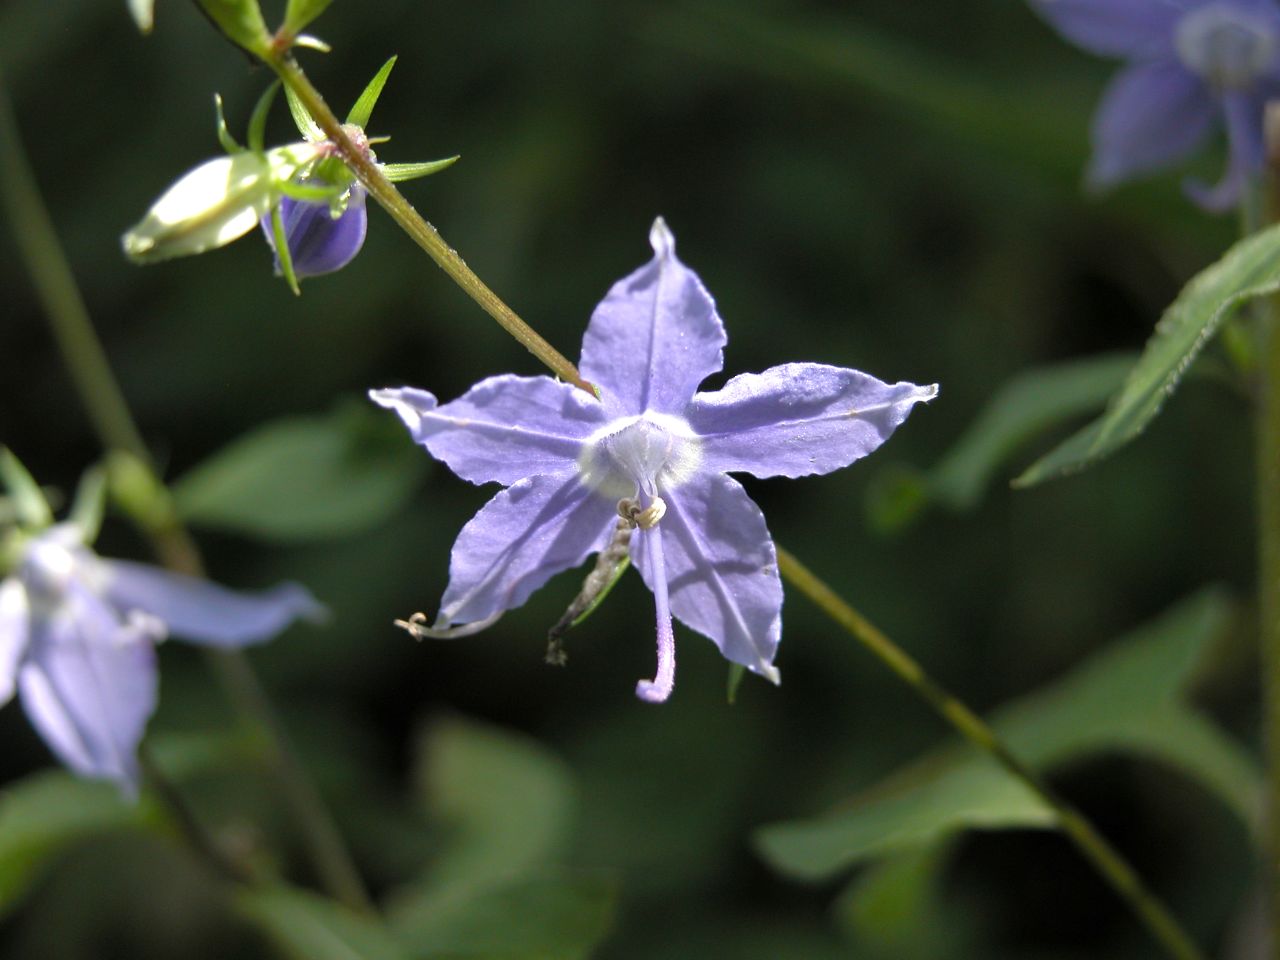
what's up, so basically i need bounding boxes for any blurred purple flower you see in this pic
[0,524,323,792]
[263,183,368,278]
[1031,0,1280,210]
[371,219,936,703]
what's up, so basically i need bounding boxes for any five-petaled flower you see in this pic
[1031,0,1280,211]
[0,523,323,792]
[372,219,936,703]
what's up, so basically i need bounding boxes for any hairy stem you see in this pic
[266,53,594,395]
[776,545,1206,960]
[0,66,372,915]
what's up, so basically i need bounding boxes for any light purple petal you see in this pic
[18,585,159,791]
[1087,59,1215,187]
[1184,89,1267,211]
[438,473,617,625]
[686,363,938,479]
[578,218,726,418]
[631,474,782,681]
[263,184,368,278]
[96,560,324,648]
[1030,0,1186,58]
[0,577,29,707]
[370,377,607,486]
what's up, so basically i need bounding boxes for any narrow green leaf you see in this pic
[0,447,53,528]
[389,871,619,960]
[213,93,244,153]
[195,0,270,56]
[0,771,149,917]
[67,465,107,543]
[172,400,425,542]
[285,84,325,142]
[834,843,963,956]
[247,81,280,155]
[239,885,410,960]
[282,0,335,37]
[1016,223,1280,487]
[346,56,397,128]
[270,203,301,295]
[755,588,1256,880]
[380,157,459,183]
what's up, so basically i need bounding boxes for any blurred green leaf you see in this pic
[239,884,410,960]
[755,588,1256,880]
[195,0,270,57]
[1016,224,1280,486]
[0,771,150,917]
[173,399,425,541]
[68,464,106,543]
[390,871,619,960]
[282,0,335,37]
[0,446,53,528]
[407,715,575,895]
[127,0,154,33]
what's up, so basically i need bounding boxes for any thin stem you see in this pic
[266,53,595,395]
[1259,292,1280,959]
[0,65,372,915]
[775,544,1206,960]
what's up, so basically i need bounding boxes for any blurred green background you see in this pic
[0,0,1262,957]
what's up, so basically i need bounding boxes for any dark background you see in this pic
[0,0,1260,957]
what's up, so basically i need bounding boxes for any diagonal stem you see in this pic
[775,544,1206,960]
[0,66,372,915]
[266,53,595,396]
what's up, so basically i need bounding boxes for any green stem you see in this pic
[775,545,1206,960]
[266,53,595,395]
[0,65,372,915]
[1258,294,1280,959]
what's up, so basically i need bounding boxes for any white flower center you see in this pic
[577,413,702,499]
[1176,3,1278,88]
[21,536,78,604]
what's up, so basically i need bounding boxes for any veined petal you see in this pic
[96,560,324,648]
[686,363,937,479]
[18,586,160,791]
[631,474,781,682]
[0,577,29,707]
[1184,88,1267,210]
[579,218,726,418]
[438,473,617,625]
[1087,59,1215,187]
[264,184,369,278]
[1030,0,1185,58]
[371,377,607,486]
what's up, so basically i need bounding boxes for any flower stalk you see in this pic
[0,66,371,914]
[266,53,594,394]
[774,544,1206,960]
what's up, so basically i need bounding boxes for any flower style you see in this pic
[1031,0,1280,210]
[371,219,936,703]
[1,523,323,791]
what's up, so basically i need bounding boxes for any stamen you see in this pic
[617,496,666,529]
[394,609,503,640]
[635,522,676,703]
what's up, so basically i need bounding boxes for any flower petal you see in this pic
[686,363,937,479]
[96,560,324,648]
[438,473,617,625]
[370,377,607,486]
[579,218,726,418]
[1029,0,1184,58]
[1184,89,1267,211]
[264,184,369,278]
[18,586,159,791]
[1087,60,1215,188]
[631,473,781,681]
[0,577,29,707]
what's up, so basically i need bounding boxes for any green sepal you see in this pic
[276,179,343,203]
[68,466,107,545]
[247,81,281,154]
[269,203,302,296]
[0,448,53,530]
[284,84,325,142]
[195,0,271,57]
[381,156,459,182]
[127,0,155,34]
[346,55,397,128]
[292,34,332,53]
[213,94,243,153]
[281,0,335,39]
[727,663,746,704]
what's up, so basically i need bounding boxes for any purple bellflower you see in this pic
[0,523,323,792]
[371,219,936,703]
[262,182,369,279]
[1032,0,1280,211]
